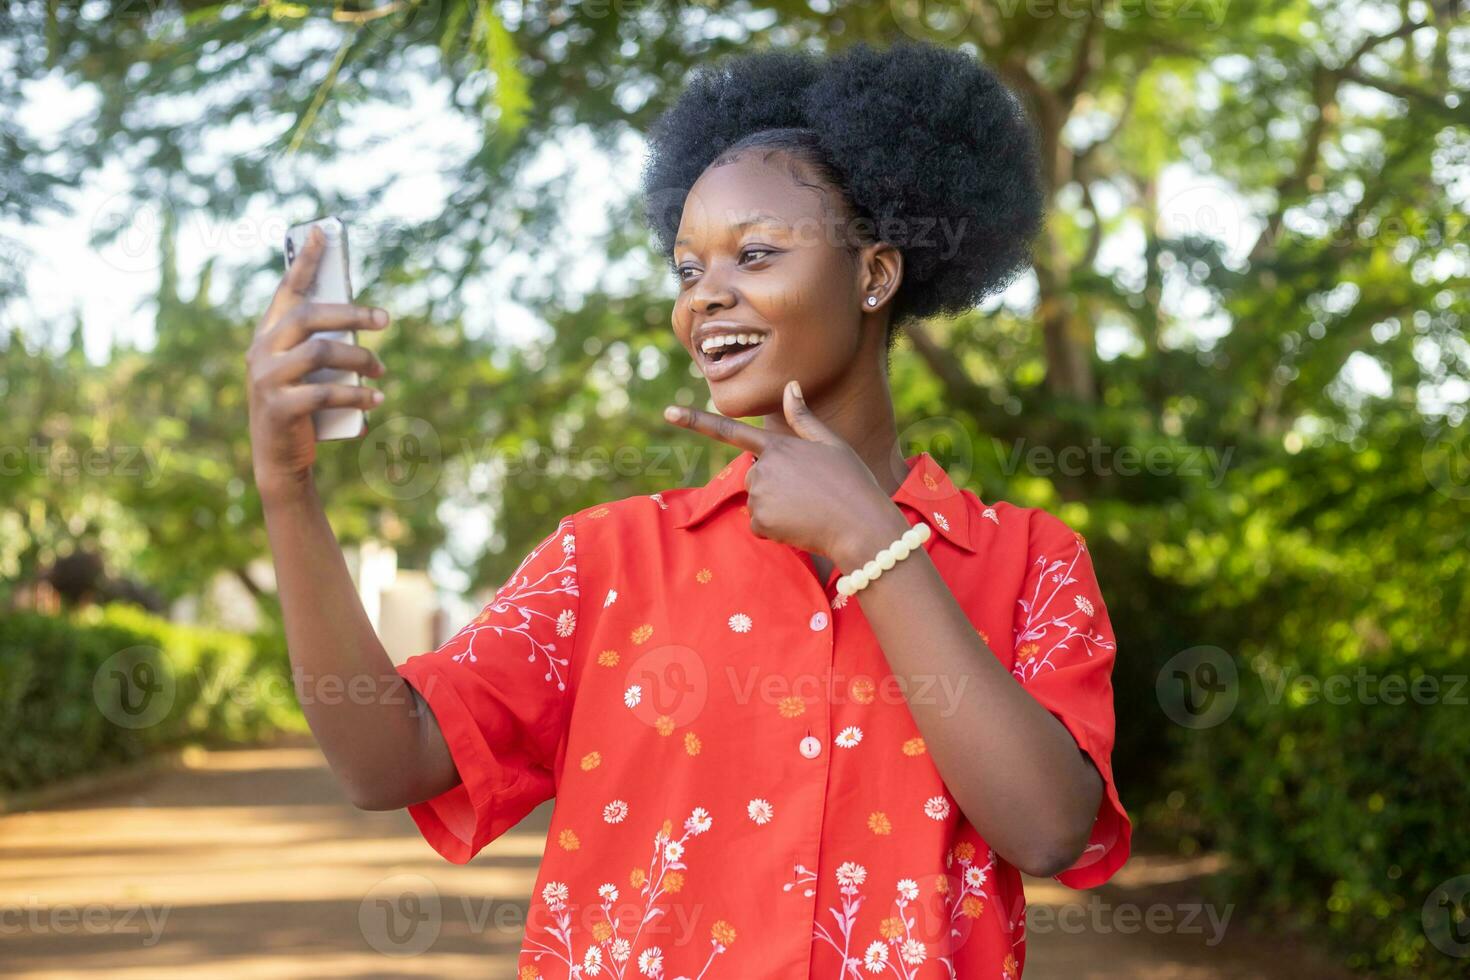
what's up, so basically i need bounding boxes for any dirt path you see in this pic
[0,734,1349,978]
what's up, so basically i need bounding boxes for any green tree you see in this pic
[2,4,1467,972]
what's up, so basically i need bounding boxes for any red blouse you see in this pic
[396,449,1131,979]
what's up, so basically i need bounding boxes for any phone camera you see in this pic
[285,238,296,263]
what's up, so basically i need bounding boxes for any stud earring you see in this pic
[866,296,878,307]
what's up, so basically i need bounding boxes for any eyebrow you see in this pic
[674,211,789,248]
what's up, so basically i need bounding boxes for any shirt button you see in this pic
[799,735,822,759]
[809,611,829,631]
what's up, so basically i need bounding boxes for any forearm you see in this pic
[833,507,1103,876]
[262,481,454,809]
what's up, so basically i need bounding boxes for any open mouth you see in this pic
[697,331,769,381]
[701,334,767,363]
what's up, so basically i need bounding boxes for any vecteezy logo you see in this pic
[889,0,977,43]
[1423,424,1470,500]
[642,185,694,244]
[912,869,981,952]
[94,646,175,730]
[358,415,443,500]
[359,873,442,957]
[898,416,975,499]
[1157,182,1251,258]
[89,192,167,275]
[342,0,446,46]
[623,644,709,729]
[1424,875,1470,958]
[1156,645,1238,729]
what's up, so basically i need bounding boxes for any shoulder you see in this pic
[557,485,702,541]
[957,489,1090,561]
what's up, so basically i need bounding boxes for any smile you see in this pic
[697,332,768,382]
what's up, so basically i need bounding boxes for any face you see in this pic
[670,150,889,420]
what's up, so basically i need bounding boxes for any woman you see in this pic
[248,40,1129,979]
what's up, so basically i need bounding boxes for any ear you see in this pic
[858,241,903,312]
[783,380,841,445]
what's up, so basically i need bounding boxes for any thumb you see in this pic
[783,379,839,444]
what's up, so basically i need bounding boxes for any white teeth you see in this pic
[700,333,766,354]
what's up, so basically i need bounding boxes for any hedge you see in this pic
[1148,438,1470,978]
[0,603,307,793]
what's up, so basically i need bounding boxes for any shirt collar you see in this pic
[671,449,976,553]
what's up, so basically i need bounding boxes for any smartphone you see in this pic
[283,216,365,441]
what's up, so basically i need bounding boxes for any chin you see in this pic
[707,376,782,421]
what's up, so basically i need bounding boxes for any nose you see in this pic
[687,261,736,316]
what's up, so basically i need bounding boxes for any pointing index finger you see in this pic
[664,405,771,455]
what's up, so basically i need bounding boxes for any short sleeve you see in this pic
[1011,511,1132,888]
[396,514,580,864]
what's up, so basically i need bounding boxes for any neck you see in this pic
[763,362,909,497]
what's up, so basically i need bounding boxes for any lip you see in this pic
[699,337,768,382]
[693,320,770,383]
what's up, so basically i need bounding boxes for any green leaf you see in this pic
[440,1,470,59]
[475,0,531,141]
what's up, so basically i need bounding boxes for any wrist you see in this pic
[833,502,913,572]
[258,471,319,511]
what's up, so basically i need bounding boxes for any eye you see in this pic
[673,246,774,284]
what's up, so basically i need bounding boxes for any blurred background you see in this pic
[1,1,1467,977]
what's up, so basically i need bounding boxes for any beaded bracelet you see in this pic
[835,521,931,597]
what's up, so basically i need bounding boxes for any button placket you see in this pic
[775,538,835,965]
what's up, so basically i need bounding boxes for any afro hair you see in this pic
[640,40,1046,343]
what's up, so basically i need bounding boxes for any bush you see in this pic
[0,603,306,793]
[1150,428,1470,978]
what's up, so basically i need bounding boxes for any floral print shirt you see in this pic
[395,450,1131,979]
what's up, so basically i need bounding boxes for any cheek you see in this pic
[670,293,692,343]
[752,256,850,326]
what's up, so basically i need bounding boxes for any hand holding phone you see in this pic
[246,219,389,500]
[284,217,366,441]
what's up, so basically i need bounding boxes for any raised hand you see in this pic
[246,225,389,500]
[663,380,907,562]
